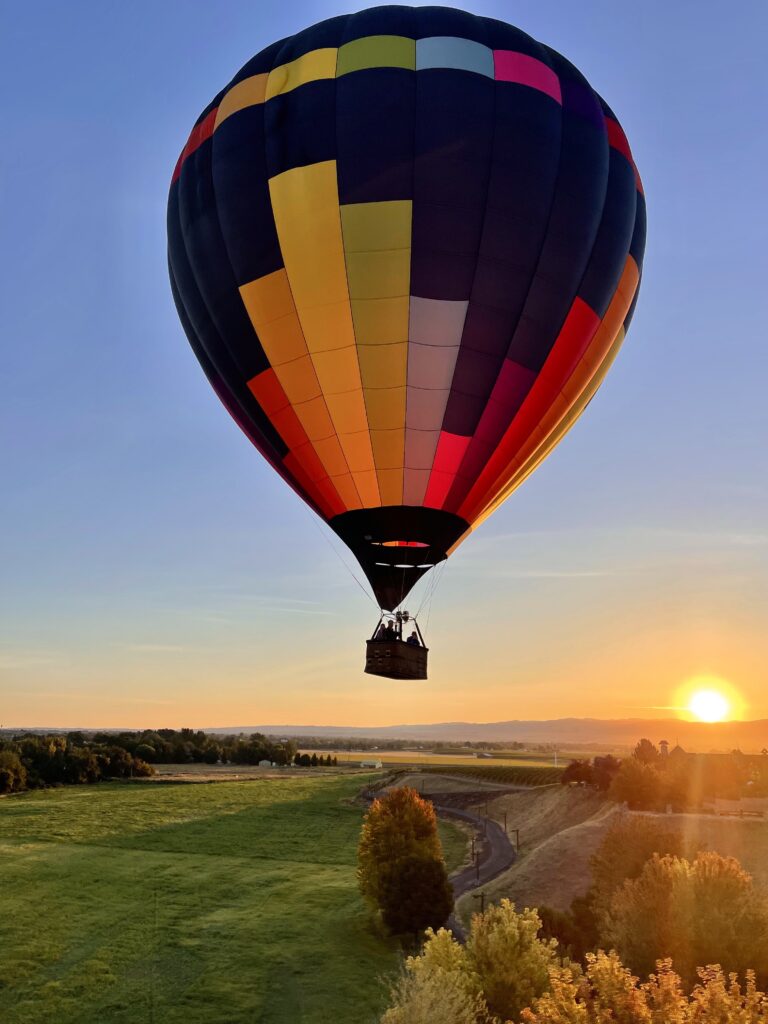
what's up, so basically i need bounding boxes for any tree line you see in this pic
[0,728,342,794]
[0,735,153,794]
[561,737,768,809]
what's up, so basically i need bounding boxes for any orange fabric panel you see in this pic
[291,396,336,441]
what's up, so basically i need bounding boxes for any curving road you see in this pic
[431,799,516,940]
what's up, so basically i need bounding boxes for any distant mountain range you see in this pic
[207,718,768,751]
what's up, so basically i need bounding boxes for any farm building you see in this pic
[360,759,383,769]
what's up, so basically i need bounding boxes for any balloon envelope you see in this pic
[168,5,645,610]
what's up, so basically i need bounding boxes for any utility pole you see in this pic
[512,828,520,851]
[472,890,487,914]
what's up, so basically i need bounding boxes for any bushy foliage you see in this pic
[0,749,27,794]
[382,909,768,1023]
[381,928,487,1024]
[605,852,768,987]
[538,815,684,961]
[382,902,557,1023]
[1,735,153,792]
[467,901,557,1021]
[358,786,452,935]
[521,952,768,1023]
[358,787,443,905]
[589,816,683,929]
[378,852,454,936]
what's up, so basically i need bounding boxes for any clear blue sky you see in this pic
[2,1,766,728]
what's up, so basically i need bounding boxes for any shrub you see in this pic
[358,787,442,907]
[604,852,768,987]
[521,952,768,1023]
[378,853,454,936]
[0,750,27,794]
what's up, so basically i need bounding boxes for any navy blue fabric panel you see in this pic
[440,81,561,437]
[412,201,483,256]
[411,69,494,299]
[579,150,637,317]
[264,80,336,179]
[270,15,347,65]
[336,68,414,204]
[506,86,609,371]
[481,16,549,58]
[177,143,270,383]
[230,39,287,85]
[341,5,416,39]
[442,391,486,435]
[413,6,487,43]
[623,279,641,331]
[211,107,282,284]
[629,190,647,266]
[167,194,288,463]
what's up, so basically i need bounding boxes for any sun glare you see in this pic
[688,688,730,723]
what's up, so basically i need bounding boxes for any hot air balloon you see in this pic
[168,6,645,680]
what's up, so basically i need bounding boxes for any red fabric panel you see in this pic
[249,369,346,518]
[458,298,601,523]
[606,117,643,193]
[247,368,290,415]
[423,432,472,509]
[172,108,219,183]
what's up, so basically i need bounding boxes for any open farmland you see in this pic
[309,749,561,770]
[0,775,465,1024]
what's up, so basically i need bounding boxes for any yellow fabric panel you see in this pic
[292,396,336,441]
[312,348,364,395]
[239,268,294,325]
[274,355,321,404]
[336,35,416,75]
[257,313,307,366]
[341,201,412,252]
[351,297,410,345]
[339,428,378,473]
[265,48,338,100]
[313,435,352,477]
[330,472,363,510]
[239,270,307,366]
[364,386,406,430]
[325,391,369,436]
[351,468,381,507]
[357,343,408,389]
[346,250,410,299]
[215,73,269,128]
[298,300,356,353]
[371,428,405,470]
[269,161,378,504]
[376,467,404,506]
[269,163,351,310]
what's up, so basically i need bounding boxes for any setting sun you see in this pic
[688,688,731,723]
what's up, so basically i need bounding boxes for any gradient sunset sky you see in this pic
[2,1,766,729]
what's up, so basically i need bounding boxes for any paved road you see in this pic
[431,799,516,941]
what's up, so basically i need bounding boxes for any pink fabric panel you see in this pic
[423,432,472,508]
[493,51,562,105]
[474,360,537,444]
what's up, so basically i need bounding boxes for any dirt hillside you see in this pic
[459,787,768,920]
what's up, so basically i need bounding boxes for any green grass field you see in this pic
[0,776,466,1024]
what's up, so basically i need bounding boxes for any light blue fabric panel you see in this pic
[415,36,495,78]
